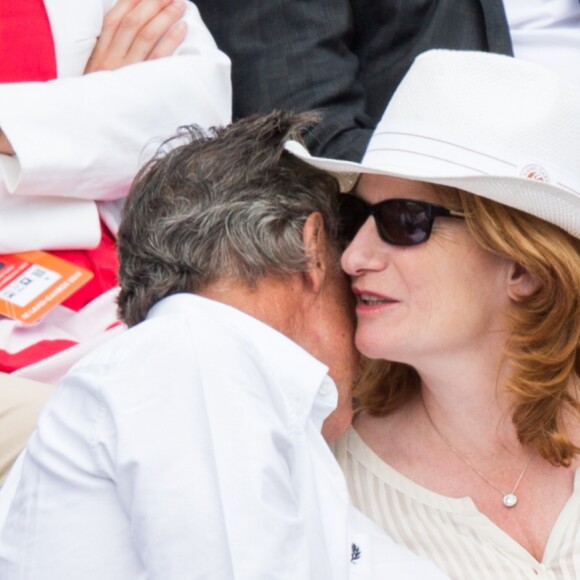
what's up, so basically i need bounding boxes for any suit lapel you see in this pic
[477,0,514,54]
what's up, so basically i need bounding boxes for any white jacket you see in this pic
[0,0,232,252]
[0,0,231,382]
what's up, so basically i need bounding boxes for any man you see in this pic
[0,112,447,579]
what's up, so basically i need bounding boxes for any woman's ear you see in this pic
[302,212,327,294]
[506,262,541,300]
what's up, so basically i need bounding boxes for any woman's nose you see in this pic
[340,216,388,276]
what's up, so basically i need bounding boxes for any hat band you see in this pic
[362,120,580,196]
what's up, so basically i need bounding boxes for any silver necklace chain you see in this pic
[421,397,534,508]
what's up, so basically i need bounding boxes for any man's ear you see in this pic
[506,262,541,300]
[302,212,327,294]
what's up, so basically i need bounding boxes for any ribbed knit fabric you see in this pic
[334,427,580,579]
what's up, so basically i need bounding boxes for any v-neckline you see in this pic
[347,426,580,566]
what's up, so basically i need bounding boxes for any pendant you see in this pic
[503,494,517,508]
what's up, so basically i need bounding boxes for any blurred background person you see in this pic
[196,0,579,161]
[0,0,231,483]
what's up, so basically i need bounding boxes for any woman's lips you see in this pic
[353,288,398,312]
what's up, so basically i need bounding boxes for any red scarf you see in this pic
[0,0,119,311]
[0,1,56,82]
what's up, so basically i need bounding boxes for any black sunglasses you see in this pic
[337,193,464,247]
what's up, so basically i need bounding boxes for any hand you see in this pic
[85,0,188,73]
[0,129,14,155]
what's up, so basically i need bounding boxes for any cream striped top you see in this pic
[333,427,580,580]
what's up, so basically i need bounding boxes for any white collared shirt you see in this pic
[0,294,448,579]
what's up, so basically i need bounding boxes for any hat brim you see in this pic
[285,140,580,239]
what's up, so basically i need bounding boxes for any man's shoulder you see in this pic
[67,296,264,381]
[64,307,202,383]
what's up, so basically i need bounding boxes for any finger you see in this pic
[123,0,187,62]
[113,0,181,61]
[0,129,15,156]
[96,0,144,54]
[147,19,187,60]
[97,0,177,63]
[85,0,181,73]
[85,0,143,72]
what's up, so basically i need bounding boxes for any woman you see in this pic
[288,49,580,578]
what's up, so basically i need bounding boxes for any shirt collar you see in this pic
[147,293,338,427]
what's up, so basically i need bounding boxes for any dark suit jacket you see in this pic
[196,0,513,161]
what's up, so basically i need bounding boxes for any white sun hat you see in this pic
[286,49,580,238]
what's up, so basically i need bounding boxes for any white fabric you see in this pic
[0,0,231,383]
[0,374,55,485]
[0,294,448,579]
[503,0,580,90]
[335,428,580,580]
[9,289,126,385]
[0,0,232,252]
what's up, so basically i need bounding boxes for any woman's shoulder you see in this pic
[331,409,411,473]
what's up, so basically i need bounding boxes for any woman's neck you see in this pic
[411,340,521,453]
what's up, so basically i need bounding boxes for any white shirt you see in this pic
[503,0,580,90]
[0,294,448,579]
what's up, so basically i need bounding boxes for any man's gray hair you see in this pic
[117,111,342,327]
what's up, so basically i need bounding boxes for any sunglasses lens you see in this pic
[375,200,431,246]
[338,194,370,242]
[337,195,438,246]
